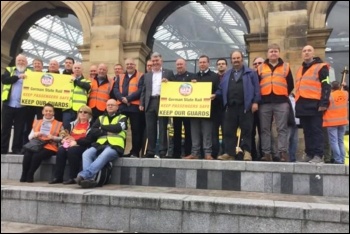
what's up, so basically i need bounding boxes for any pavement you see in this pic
[1,221,125,233]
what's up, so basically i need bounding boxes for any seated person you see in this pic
[49,105,94,184]
[75,99,127,188]
[20,103,63,183]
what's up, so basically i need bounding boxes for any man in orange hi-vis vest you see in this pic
[113,58,145,158]
[88,63,112,123]
[295,45,331,163]
[323,81,349,164]
[257,43,294,162]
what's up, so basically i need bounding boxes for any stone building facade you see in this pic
[1,1,335,75]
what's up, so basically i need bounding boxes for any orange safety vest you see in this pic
[295,63,328,101]
[258,63,289,96]
[323,90,349,127]
[88,79,112,111]
[116,71,143,105]
[32,119,62,152]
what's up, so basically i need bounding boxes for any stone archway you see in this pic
[124,1,265,69]
[1,1,92,71]
[309,1,333,29]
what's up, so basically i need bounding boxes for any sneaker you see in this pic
[243,152,252,161]
[309,155,324,164]
[297,154,312,162]
[80,179,98,189]
[217,154,234,161]
[130,154,139,158]
[261,154,272,161]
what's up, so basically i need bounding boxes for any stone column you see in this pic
[123,42,151,73]
[267,2,309,74]
[89,1,125,76]
[307,28,332,61]
[244,33,268,67]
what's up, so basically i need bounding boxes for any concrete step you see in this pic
[1,154,349,197]
[1,180,349,233]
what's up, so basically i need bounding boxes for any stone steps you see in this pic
[1,154,349,197]
[1,181,349,233]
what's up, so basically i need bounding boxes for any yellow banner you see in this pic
[159,82,212,118]
[21,72,72,109]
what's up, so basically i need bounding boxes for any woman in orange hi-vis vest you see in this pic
[20,103,63,183]
[323,81,349,164]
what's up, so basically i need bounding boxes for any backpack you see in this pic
[94,161,113,187]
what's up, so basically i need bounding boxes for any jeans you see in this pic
[79,146,118,180]
[327,126,346,164]
[287,126,298,162]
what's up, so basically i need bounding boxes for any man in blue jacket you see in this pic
[216,51,261,161]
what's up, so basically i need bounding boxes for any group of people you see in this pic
[1,43,348,188]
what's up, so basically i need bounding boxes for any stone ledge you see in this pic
[1,185,348,223]
[2,154,348,175]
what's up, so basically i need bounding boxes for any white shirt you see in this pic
[151,69,162,96]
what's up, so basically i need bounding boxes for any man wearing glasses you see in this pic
[75,99,127,188]
[113,58,145,158]
[252,57,264,71]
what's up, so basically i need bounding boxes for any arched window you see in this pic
[20,14,83,71]
[149,1,249,73]
[326,1,349,83]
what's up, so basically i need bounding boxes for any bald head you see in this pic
[73,63,83,77]
[97,63,108,78]
[176,58,187,74]
[106,99,119,115]
[302,45,315,63]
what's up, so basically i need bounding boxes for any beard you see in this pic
[16,65,26,73]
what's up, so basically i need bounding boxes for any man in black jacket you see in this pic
[140,52,175,158]
[75,99,127,188]
[183,55,220,160]
[295,45,331,163]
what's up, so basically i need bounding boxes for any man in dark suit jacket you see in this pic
[140,52,175,158]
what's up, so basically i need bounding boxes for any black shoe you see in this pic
[48,178,63,184]
[272,156,281,162]
[63,179,76,185]
[123,153,131,157]
[27,178,34,183]
[144,154,155,158]
[11,149,22,154]
[74,175,84,185]
[20,177,27,182]
[80,179,97,188]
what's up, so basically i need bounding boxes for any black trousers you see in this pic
[173,117,192,157]
[212,110,223,158]
[145,98,168,156]
[223,104,253,156]
[21,148,56,181]
[1,104,27,153]
[23,106,42,145]
[54,145,86,180]
[300,114,324,156]
[123,111,144,156]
